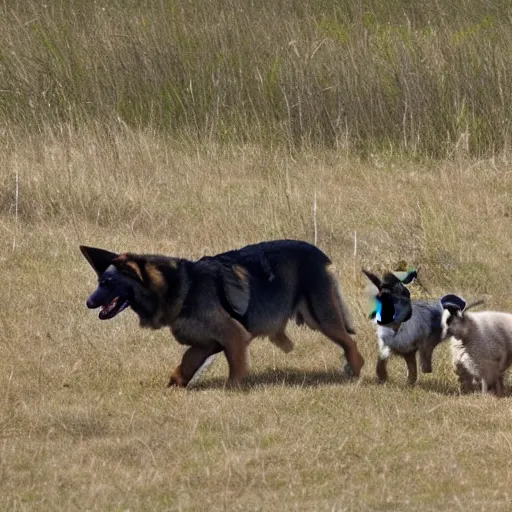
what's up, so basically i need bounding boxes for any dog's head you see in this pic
[362,268,417,327]
[80,245,181,326]
[80,246,143,320]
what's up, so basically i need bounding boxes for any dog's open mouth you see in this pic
[99,297,130,320]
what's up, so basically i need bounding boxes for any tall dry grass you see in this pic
[2,0,512,155]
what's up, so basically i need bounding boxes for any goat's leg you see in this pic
[402,351,418,385]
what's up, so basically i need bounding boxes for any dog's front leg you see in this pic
[217,318,252,388]
[168,343,222,388]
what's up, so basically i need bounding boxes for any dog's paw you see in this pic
[167,367,186,388]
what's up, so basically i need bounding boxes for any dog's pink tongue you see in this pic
[99,297,118,319]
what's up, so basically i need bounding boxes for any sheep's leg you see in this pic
[402,351,418,385]
[481,364,501,397]
[376,357,388,383]
[454,362,475,394]
[495,375,505,398]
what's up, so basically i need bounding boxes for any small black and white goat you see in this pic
[441,294,512,397]
[363,269,447,385]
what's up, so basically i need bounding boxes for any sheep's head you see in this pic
[440,294,484,340]
[362,268,417,327]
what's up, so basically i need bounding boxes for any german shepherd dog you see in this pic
[80,240,364,388]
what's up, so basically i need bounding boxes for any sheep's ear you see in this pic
[440,294,467,313]
[362,269,382,290]
[393,268,417,285]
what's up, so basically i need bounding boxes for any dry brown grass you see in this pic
[2,126,512,510]
[2,0,512,156]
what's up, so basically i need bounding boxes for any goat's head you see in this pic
[362,268,417,327]
[440,294,484,339]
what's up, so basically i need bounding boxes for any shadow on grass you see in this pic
[191,367,354,391]
[187,371,463,395]
[365,376,460,396]
[169,366,463,396]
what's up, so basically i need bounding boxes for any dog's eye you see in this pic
[99,277,112,286]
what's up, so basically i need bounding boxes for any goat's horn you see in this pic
[465,299,485,311]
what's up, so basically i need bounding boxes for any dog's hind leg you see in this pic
[168,342,223,388]
[324,326,364,378]
[269,330,294,353]
[301,271,364,377]
[298,301,363,376]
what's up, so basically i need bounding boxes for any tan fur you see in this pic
[146,264,167,293]
[232,264,249,283]
[168,366,186,387]
[125,261,143,282]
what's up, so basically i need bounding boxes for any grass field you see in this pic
[3,133,512,510]
[3,0,512,510]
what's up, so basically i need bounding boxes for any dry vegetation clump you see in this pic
[2,0,512,510]
[2,0,512,156]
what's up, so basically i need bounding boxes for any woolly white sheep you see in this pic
[441,294,512,397]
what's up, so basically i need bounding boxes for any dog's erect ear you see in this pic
[362,269,382,290]
[393,268,417,285]
[111,254,145,283]
[440,294,467,314]
[221,264,251,316]
[80,246,119,275]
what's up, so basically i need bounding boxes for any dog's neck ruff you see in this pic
[137,264,190,330]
